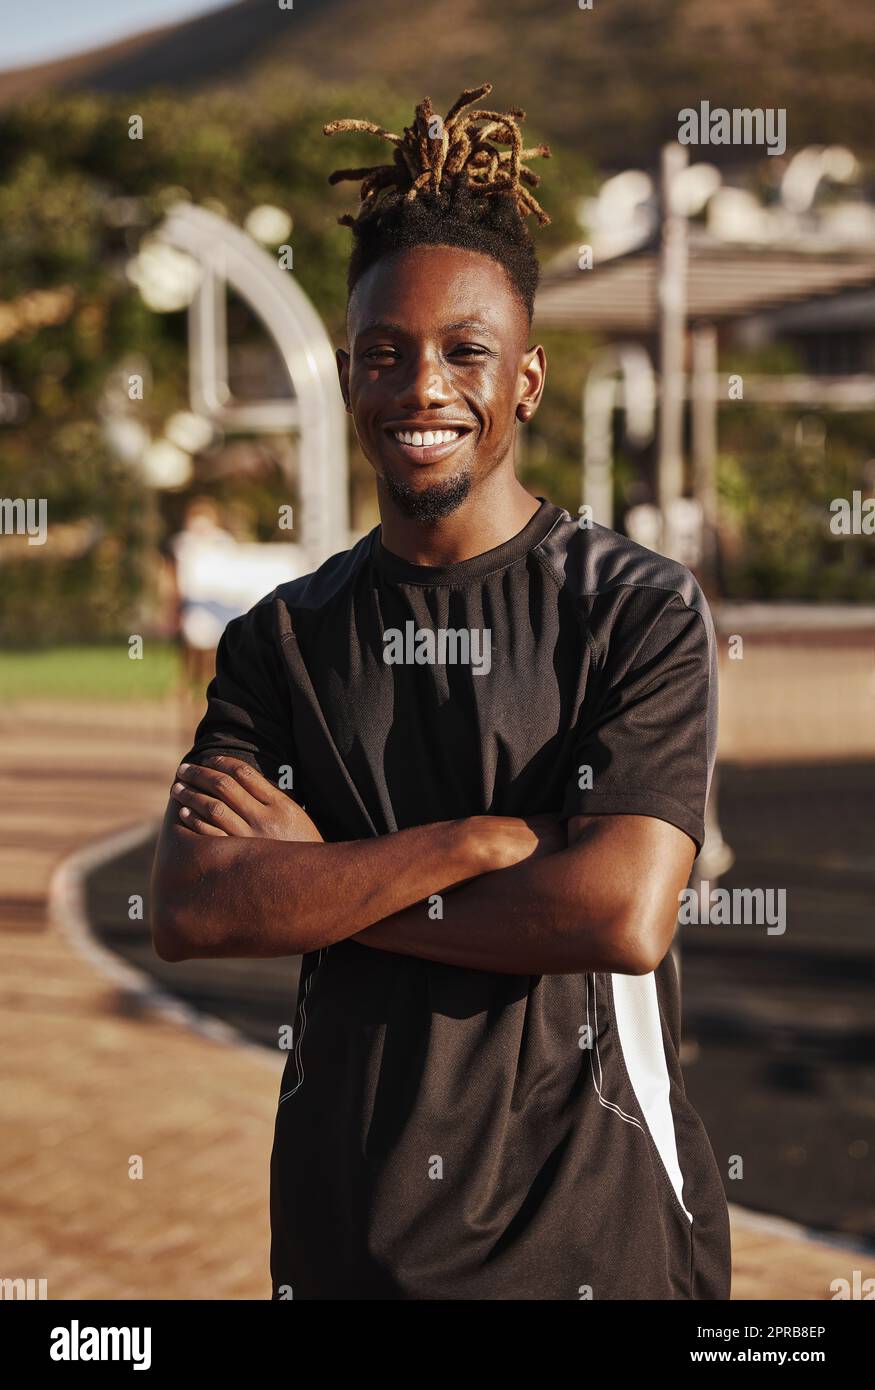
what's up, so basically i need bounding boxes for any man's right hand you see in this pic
[472,813,567,872]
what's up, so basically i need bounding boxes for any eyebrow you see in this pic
[357,317,496,336]
[444,318,495,332]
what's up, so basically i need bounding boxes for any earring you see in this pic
[517,403,532,421]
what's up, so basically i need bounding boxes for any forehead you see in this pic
[348,244,527,338]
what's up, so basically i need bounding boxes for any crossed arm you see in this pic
[150,754,694,976]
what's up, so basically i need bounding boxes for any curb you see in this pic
[47,818,282,1075]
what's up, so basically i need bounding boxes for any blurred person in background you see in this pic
[167,496,240,694]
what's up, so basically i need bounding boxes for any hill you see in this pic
[1,0,873,170]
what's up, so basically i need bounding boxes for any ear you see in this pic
[516,344,546,422]
[336,348,352,412]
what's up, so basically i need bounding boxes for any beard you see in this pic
[382,467,472,523]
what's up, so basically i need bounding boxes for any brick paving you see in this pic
[0,699,280,1301]
[0,696,871,1300]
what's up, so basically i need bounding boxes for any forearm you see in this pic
[354,819,680,975]
[152,813,490,961]
[152,750,685,971]
[354,857,617,974]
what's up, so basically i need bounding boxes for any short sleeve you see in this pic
[561,585,718,855]
[181,592,294,784]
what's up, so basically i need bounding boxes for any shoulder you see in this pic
[537,508,707,613]
[534,508,717,685]
[273,530,375,617]
[220,529,377,651]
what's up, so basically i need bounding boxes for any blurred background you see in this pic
[0,0,873,1301]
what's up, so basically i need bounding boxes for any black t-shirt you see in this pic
[183,497,731,1300]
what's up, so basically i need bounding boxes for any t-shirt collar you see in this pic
[371,497,565,586]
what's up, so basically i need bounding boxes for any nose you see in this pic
[395,349,454,411]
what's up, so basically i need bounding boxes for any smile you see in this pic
[392,429,461,446]
[383,423,473,466]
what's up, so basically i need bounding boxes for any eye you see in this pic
[450,343,490,359]
[363,345,400,363]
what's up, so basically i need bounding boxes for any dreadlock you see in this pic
[324,83,551,320]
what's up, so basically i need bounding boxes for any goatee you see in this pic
[382,469,472,523]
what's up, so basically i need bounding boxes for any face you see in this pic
[337,244,546,521]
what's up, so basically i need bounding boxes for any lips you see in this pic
[383,422,473,466]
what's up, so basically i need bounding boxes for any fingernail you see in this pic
[178,763,190,772]
[179,807,190,817]
[172,782,183,793]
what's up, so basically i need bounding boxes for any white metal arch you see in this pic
[156,201,349,569]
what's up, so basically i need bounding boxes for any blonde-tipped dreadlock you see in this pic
[324,82,551,230]
[323,84,550,320]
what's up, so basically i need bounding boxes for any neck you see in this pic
[377,468,541,566]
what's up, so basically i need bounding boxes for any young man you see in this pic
[151,85,731,1301]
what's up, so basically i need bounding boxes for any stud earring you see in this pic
[517,403,532,421]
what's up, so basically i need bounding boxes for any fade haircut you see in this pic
[323,83,551,321]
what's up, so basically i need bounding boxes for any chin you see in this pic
[382,468,472,522]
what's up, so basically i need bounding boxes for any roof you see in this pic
[534,229,875,333]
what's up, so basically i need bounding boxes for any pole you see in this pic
[657,142,689,558]
[691,322,719,591]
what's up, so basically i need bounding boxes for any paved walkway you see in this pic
[0,698,870,1300]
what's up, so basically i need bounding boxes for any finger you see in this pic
[174,761,265,819]
[202,754,278,805]
[177,806,229,837]
[171,780,252,835]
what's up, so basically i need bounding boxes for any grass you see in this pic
[0,642,183,701]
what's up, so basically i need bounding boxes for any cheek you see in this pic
[470,369,518,439]
[349,373,386,420]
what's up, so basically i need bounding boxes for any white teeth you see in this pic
[393,429,461,446]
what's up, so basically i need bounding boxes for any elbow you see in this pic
[150,881,233,962]
[150,868,204,963]
[150,899,194,963]
[602,909,674,977]
[150,821,233,962]
[622,938,666,977]
[152,920,189,963]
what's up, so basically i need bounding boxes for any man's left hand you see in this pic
[169,755,324,842]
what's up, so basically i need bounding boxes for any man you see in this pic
[151,84,731,1301]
